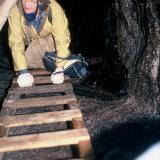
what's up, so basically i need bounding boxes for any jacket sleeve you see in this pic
[8,5,27,71]
[51,0,71,68]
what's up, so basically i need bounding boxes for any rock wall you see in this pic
[114,0,160,112]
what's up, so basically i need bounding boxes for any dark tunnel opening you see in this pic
[52,0,129,95]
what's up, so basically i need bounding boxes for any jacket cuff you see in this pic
[19,69,29,74]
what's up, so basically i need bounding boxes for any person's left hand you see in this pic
[51,68,64,84]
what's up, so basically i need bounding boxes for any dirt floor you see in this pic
[3,92,160,160]
[78,95,160,159]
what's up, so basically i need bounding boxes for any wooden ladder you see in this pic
[0,70,94,160]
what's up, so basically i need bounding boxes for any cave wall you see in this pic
[59,0,160,112]
[114,0,160,112]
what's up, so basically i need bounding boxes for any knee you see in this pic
[43,51,56,60]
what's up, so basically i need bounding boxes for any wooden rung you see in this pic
[12,76,70,84]
[29,69,51,75]
[8,83,73,95]
[0,109,82,128]
[0,128,90,153]
[12,76,51,85]
[3,94,77,109]
[15,70,50,76]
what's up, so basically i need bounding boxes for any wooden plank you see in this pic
[29,70,51,76]
[12,76,50,85]
[72,118,85,129]
[0,107,17,117]
[8,83,73,95]
[0,125,9,160]
[29,70,70,81]
[3,94,77,109]
[0,109,82,128]
[72,118,94,159]
[0,128,90,153]
[15,70,50,77]
[12,75,70,84]
[0,125,7,138]
[0,104,16,160]
[11,76,70,88]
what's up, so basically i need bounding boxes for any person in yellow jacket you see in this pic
[8,0,72,87]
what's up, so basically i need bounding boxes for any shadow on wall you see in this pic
[93,119,160,160]
[58,0,115,58]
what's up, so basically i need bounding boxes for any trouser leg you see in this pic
[42,52,56,72]
[25,35,56,69]
[43,52,88,79]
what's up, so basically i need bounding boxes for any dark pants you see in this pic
[42,52,88,78]
[42,52,56,72]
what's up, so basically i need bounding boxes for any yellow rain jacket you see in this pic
[8,0,71,71]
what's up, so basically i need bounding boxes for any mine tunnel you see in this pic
[0,0,160,160]
[0,0,128,100]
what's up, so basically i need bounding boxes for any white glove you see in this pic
[51,68,64,84]
[17,73,34,87]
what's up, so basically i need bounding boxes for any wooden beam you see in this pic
[72,118,94,159]
[12,76,51,85]
[0,109,82,128]
[0,128,90,153]
[12,75,70,85]
[3,94,77,109]
[0,125,7,138]
[8,83,73,95]
[0,125,9,160]
[15,70,50,77]
[29,70,51,76]
[72,118,85,129]
[0,102,16,160]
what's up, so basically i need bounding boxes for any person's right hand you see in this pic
[51,68,64,84]
[17,73,34,87]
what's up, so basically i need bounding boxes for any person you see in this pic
[8,0,88,87]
